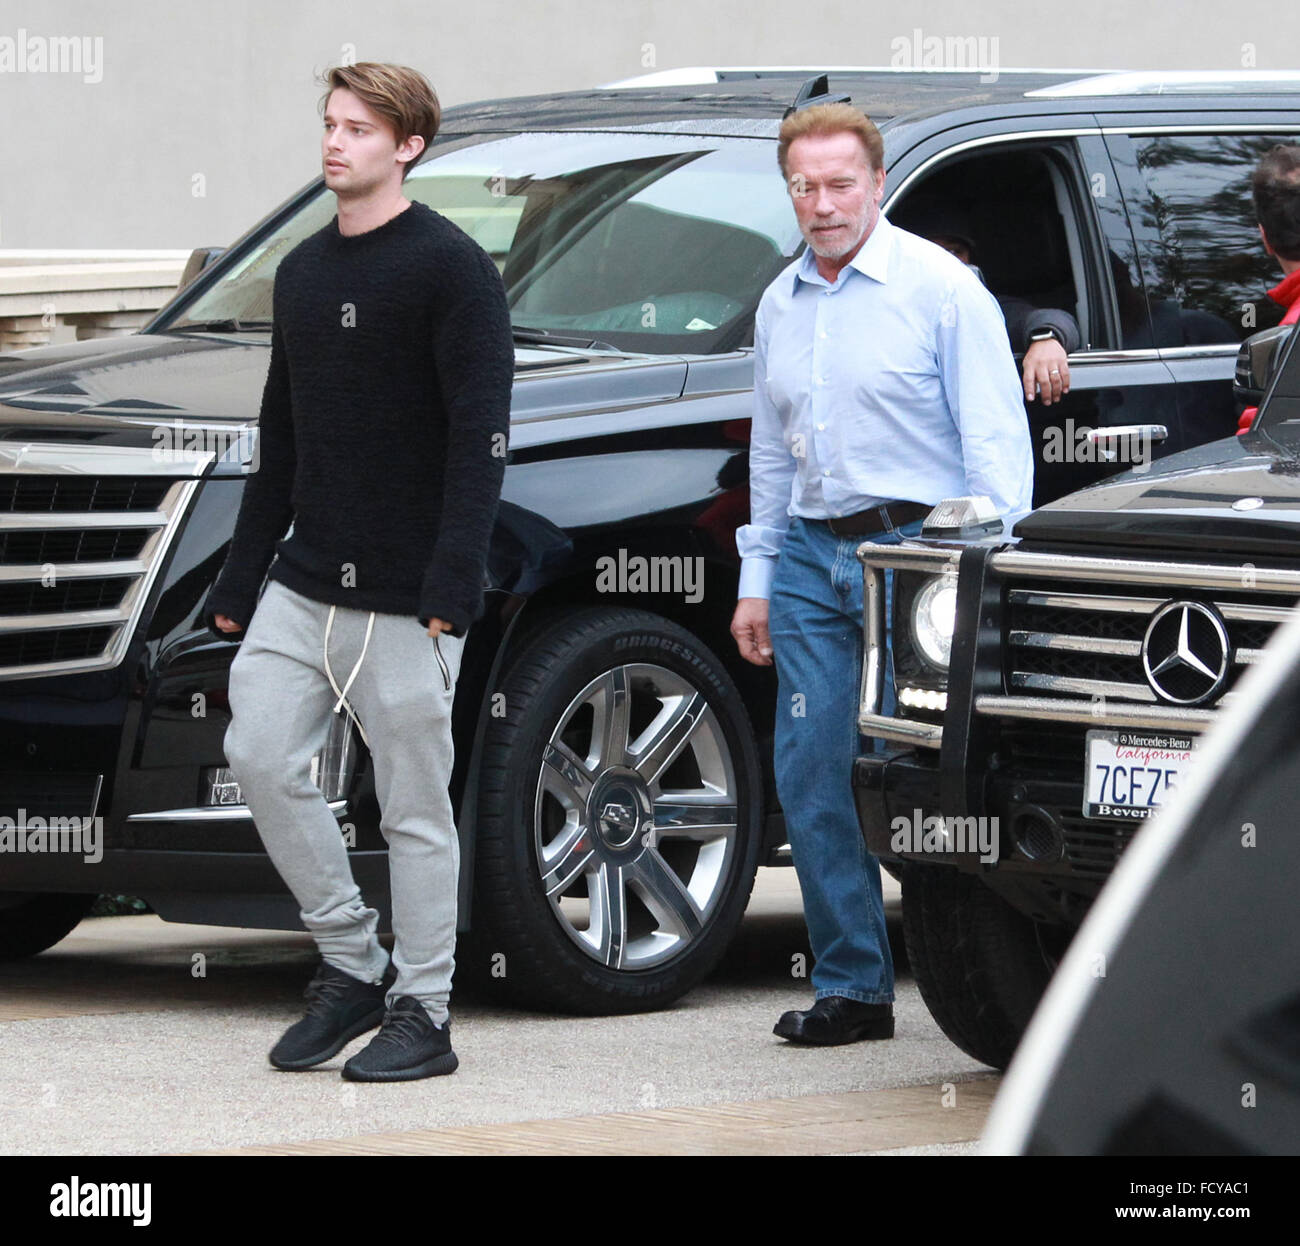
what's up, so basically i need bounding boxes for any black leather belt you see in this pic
[823,500,931,537]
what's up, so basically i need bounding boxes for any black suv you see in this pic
[1,68,1296,1014]
[854,322,1300,1069]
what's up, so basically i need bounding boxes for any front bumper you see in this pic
[851,538,1202,896]
[853,747,943,861]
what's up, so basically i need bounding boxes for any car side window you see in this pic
[1105,132,1296,348]
[888,142,1099,351]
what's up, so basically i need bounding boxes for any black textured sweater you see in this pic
[201,199,514,640]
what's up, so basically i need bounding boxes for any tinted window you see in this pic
[1117,133,1296,347]
[890,143,1095,348]
[167,131,802,355]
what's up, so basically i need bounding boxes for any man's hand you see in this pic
[1023,338,1070,406]
[426,617,452,637]
[731,597,773,666]
[213,613,243,634]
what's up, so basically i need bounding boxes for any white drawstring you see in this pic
[324,604,375,750]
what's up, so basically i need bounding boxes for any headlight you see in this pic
[910,573,957,670]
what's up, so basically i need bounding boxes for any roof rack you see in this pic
[1027,70,1300,97]
[600,65,1097,89]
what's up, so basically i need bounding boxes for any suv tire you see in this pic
[0,893,96,960]
[901,863,1059,1069]
[467,607,762,1013]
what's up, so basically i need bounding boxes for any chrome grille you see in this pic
[0,476,170,513]
[0,443,210,680]
[974,548,1300,733]
[0,577,133,617]
[0,525,154,564]
[1005,587,1286,703]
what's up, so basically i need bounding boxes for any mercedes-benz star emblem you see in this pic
[1141,601,1230,705]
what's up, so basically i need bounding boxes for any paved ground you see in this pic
[0,869,995,1155]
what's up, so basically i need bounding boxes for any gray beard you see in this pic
[803,211,872,259]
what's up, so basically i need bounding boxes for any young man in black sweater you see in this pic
[203,62,513,1080]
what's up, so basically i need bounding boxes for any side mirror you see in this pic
[1234,324,1294,416]
[178,246,226,291]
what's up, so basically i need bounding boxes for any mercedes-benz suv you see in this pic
[854,323,1300,1068]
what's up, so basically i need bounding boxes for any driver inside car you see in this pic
[901,201,1081,407]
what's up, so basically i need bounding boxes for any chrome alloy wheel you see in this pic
[533,662,739,971]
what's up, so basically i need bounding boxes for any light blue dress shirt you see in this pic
[736,213,1034,599]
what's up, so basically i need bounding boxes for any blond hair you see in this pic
[318,62,440,181]
[777,103,883,179]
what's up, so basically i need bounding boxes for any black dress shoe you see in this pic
[773,995,895,1045]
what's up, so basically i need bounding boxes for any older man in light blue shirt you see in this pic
[737,190,1032,600]
[731,104,1032,1047]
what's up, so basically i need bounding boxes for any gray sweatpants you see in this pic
[223,577,465,1025]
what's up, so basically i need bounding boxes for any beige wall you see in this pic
[1,0,1298,249]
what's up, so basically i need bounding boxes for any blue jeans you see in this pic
[768,515,922,1004]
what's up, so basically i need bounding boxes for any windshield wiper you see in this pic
[512,326,621,353]
[171,318,273,332]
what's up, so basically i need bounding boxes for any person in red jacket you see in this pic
[1238,144,1300,434]
[1256,143,1300,327]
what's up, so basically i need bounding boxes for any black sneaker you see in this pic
[268,960,391,1071]
[341,995,458,1082]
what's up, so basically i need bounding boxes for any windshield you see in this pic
[167,131,804,354]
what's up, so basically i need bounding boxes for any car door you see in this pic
[1101,117,1300,454]
[883,118,1179,508]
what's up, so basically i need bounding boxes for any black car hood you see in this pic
[0,331,686,456]
[1014,433,1300,560]
[0,333,283,428]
